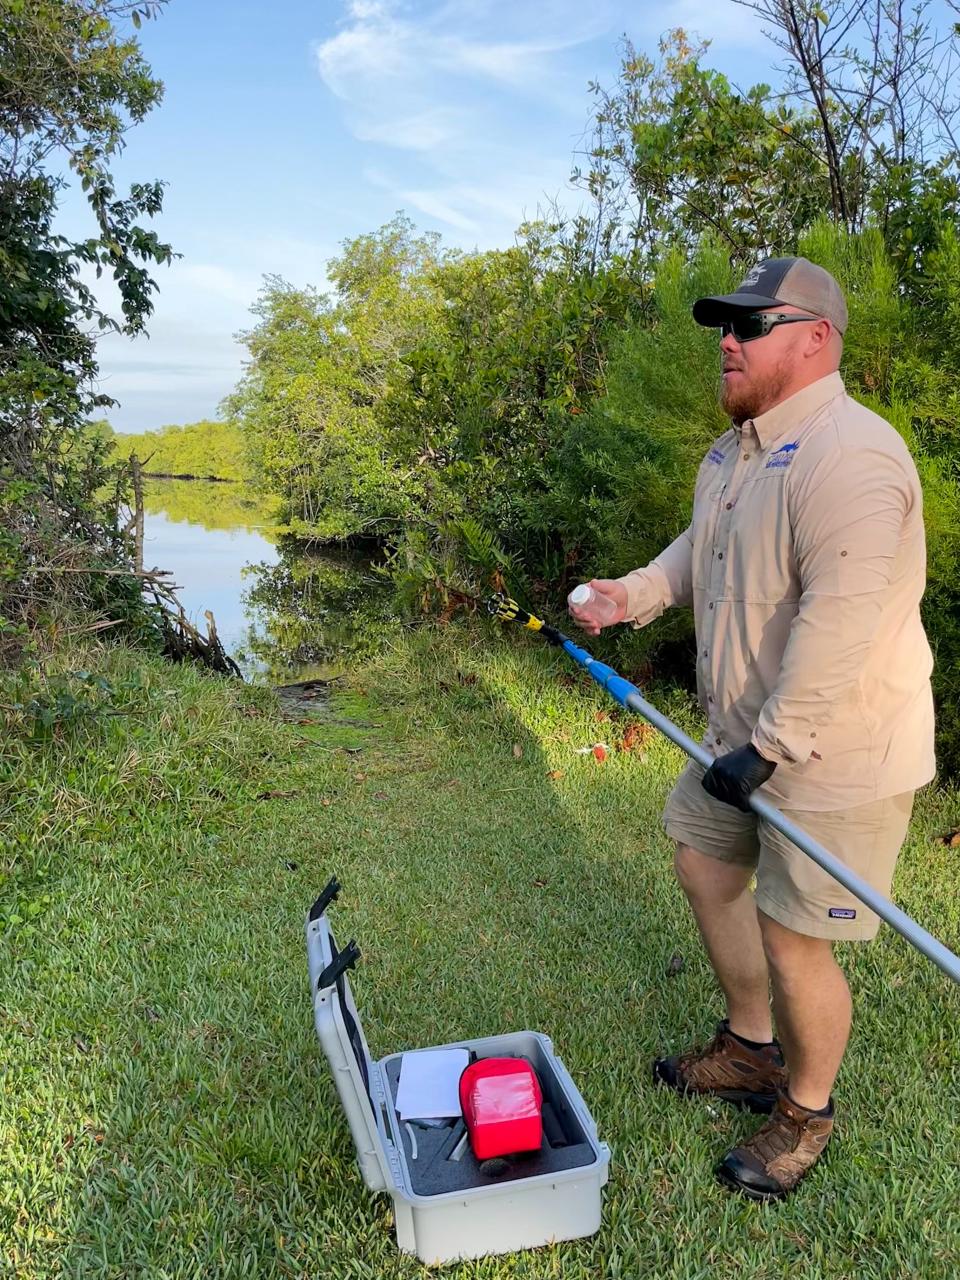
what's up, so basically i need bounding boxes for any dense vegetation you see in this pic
[109,418,245,480]
[138,476,277,533]
[229,13,960,770]
[0,0,172,659]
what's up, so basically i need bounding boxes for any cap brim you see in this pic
[692,293,783,326]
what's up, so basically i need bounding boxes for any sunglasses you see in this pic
[719,312,821,343]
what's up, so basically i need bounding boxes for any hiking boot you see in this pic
[652,1019,787,1113]
[715,1092,834,1201]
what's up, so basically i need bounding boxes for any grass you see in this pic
[1,626,959,1279]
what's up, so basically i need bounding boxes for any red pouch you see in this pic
[459,1057,543,1160]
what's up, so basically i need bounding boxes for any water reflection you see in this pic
[240,544,396,681]
[141,482,278,671]
[140,479,395,682]
[142,479,278,536]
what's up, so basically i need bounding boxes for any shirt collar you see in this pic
[740,372,845,448]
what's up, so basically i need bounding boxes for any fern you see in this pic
[451,517,536,605]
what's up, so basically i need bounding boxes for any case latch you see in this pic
[318,938,361,991]
[308,875,341,923]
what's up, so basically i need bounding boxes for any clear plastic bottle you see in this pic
[567,583,621,628]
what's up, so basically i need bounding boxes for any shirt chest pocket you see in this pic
[715,476,800,604]
[692,485,727,589]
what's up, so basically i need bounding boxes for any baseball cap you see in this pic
[693,257,848,334]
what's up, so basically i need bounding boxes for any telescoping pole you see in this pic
[488,595,960,988]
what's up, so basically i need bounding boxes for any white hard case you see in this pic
[306,881,610,1265]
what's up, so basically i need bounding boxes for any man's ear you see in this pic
[808,318,833,355]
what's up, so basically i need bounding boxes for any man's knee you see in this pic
[673,843,704,897]
[758,910,833,977]
[674,842,753,905]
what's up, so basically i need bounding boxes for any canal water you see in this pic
[140,479,392,681]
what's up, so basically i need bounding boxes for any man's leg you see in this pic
[715,912,842,1200]
[758,911,851,1110]
[657,764,786,1108]
[674,844,772,1043]
[714,797,914,1201]
[654,842,787,1111]
[748,792,914,1112]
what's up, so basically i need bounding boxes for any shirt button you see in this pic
[717,553,723,561]
[708,602,714,610]
[810,732,817,739]
[715,737,722,745]
[702,649,708,657]
[743,453,750,461]
[725,502,733,510]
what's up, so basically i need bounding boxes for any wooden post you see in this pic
[130,453,144,573]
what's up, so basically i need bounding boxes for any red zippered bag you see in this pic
[459,1057,543,1160]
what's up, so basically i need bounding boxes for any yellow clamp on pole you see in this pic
[491,595,544,632]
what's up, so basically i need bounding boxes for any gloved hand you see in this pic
[702,743,776,812]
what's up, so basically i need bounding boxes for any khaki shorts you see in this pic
[663,762,915,941]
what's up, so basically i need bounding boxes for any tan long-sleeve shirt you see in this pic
[618,372,936,810]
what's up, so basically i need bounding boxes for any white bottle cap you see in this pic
[569,584,592,605]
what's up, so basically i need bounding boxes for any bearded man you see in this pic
[570,257,935,1199]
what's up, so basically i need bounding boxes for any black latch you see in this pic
[308,875,341,922]
[318,938,361,991]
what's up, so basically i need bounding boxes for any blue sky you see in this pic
[69,0,776,432]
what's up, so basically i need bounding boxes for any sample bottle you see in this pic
[567,583,621,627]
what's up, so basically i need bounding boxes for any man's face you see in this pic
[718,306,814,424]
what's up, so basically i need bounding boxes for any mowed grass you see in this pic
[1,626,959,1279]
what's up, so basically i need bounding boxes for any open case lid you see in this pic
[305,877,400,1193]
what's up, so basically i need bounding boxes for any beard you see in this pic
[719,354,794,424]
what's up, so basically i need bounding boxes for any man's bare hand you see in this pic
[567,579,628,636]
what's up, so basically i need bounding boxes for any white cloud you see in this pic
[95,316,241,416]
[316,0,596,100]
[362,159,567,245]
[96,2,777,430]
[315,1,782,248]
[353,107,465,151]
[314,1,619,244]
[397,188,481,232]
[315,3,409,93]
[84,222,342,432]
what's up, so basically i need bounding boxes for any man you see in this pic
[570,257,935,1200]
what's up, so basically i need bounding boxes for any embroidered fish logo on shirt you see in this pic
[765,441,799,469]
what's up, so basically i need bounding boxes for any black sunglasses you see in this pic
[719,312,821,343]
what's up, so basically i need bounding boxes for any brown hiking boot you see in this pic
[715,1092,834,1201]
[652,1019,787,1113]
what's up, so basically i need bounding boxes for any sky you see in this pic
[63,0,777,432]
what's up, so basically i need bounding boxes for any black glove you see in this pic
[702,743,776,812]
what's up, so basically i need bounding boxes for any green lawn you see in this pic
[2,627,959,1278]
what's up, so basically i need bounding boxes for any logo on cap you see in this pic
[742,265,765,288]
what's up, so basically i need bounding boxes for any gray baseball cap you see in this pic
[693,257,848,334]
